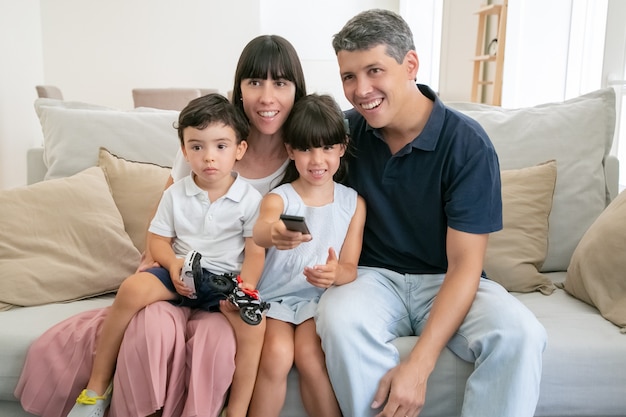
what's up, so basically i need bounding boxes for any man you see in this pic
[315,9,547,417]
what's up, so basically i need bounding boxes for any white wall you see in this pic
[0,0,45,190]
[2,0,625,189]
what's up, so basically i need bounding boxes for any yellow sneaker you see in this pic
[67,383,113,417]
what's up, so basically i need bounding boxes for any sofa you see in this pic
[1,88,625,417]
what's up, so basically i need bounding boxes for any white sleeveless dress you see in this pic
[257,182,358,325]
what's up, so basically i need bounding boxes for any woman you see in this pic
[15,34,306,417]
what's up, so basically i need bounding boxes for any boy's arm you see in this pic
[137,175,174,272]
[304,195,366,287]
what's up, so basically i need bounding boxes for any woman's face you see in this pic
[240,76,296,136]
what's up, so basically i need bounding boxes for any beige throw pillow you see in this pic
[0,167,140,310]
[484,161,557,294]
[564,189,626,329]
[98,148,172,252]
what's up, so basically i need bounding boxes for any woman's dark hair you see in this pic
[175,93,249,145]
[231,35,307,116]
[280,94,350,184]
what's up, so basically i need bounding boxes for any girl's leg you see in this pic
[248,319,295,417]
[221,309,267,417]
[294,319,342,417]
[86,271,176,395]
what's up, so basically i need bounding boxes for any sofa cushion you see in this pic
[98,148,172,253]
[484,160,557,294]
[448,88,615,271]
[563,189,626,329]
[0,167,140,311]
[34,98,180,180]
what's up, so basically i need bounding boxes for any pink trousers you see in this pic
[15,301,236,417]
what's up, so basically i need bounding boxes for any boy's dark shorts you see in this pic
[147,266,229,312]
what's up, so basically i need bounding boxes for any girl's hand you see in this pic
[271,219,312,250]
[304,247,338,289]
[170,258,193,296]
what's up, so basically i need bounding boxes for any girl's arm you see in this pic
[253,193,312,249]
[304,195,366,287]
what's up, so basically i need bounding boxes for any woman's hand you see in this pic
[135,251,160,273]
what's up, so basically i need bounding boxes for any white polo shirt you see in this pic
[149,172,262,274]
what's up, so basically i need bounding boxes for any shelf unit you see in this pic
[470,1,508,105]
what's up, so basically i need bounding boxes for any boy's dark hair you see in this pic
[231,35,307,116]
[176,93,249,145]
[280,94,350,184]
[332,9,415,64]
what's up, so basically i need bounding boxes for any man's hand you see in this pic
[372,361,428,417]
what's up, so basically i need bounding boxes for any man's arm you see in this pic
[373,227,488,417]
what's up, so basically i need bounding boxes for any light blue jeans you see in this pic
[315,266,547,417]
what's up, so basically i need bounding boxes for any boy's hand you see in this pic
[169,258,193,296]
[304,247,338,288]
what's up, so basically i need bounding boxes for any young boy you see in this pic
[68,93,266,417]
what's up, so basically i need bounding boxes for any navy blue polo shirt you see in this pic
[344,84,502,275]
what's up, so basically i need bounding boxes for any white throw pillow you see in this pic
[34,98,181,180]
[448,88,615,271]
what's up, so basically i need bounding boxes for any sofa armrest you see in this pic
[27,147,45,185]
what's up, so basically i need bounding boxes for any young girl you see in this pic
[248,94,366,417]
[67,94,267,417]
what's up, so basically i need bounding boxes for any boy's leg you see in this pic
[294,318,341,417]
[87,270,177,395]
[248,318,295,417]
[444,278,547,417]
[222,309,267,417]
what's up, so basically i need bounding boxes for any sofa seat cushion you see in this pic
[516,289,626,416]
[0,295,114,401]
[390,285,626,417]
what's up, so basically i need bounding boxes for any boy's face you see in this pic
[181,122,247,188]
[337,44,418,129]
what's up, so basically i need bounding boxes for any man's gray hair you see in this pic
[332,9,415,64]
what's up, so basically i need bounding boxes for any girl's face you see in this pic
[181,123,247,190]
[240,76,296,136]
[286,143,346,186]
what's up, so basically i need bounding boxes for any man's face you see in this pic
[337,44,416,129]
